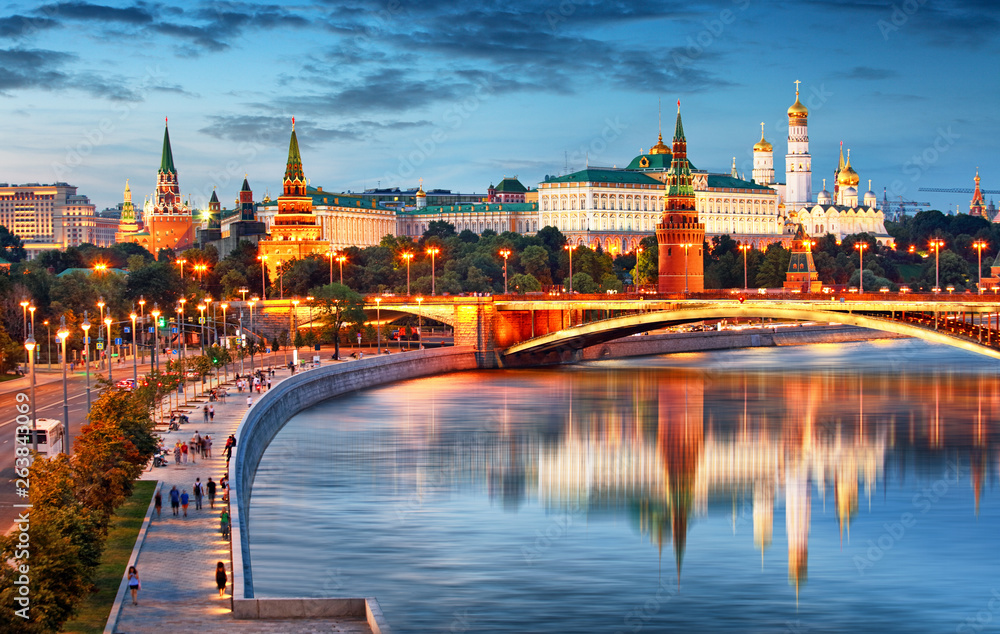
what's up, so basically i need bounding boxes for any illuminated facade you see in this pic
[0,181,108,257]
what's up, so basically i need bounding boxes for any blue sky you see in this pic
[0,0,997,214]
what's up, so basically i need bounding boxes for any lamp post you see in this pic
[104,315,113,383]
[337,254,347,286]
[220,302,229,381]
[177,304,186,404]
[257,255,269,298]
[28,305,36,358]
[195,263,207,283]
[930,239,945,292]
[81,313,91,410]
[97,296,105,367]
[854,241,869,293]
[19,296,28,340]
[138,296,146,363]
[238,287,249,302]
[563,244,578,292]
[43,319,51,371]
[25,328,36,452]
[130,309,138,384]
[499,249,511,294]
[973,240,988,294]
[681,243,693,294]
[375,297,382,354]
[402,252,414,296]
[328,248,335,285]
[176,258,187,280]
[276,261,284,299]
[738,244,750,290]
[151,304,161,372]
[248,297,257,373]
[291,298,300,362]
[57,317,69,454]
[426,247,439,295]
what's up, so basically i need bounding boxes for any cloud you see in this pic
[834,66,897,81]
[35,1,154,25]
[199,114,431,147]
[0,14,58,38]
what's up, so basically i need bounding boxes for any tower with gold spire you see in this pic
[970,169,986,217]
[784,81,813,209]
[752,123,774,186]
[115,179,140,243]
[656,101,705,293]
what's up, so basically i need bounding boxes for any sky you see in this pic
[0,0,997,215]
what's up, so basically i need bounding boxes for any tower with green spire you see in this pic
[153,117,186,216]
[146,117,195,254]
[656,101,705,293]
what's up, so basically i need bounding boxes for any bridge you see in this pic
[248,294,1000,367]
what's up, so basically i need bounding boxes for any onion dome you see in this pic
[649,131,670,155]
[787,82,808,122]
[844,186,858,200]
[838,150,860,187]
[754,122,772,152]
[817,179,832,205]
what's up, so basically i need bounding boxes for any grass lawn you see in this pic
[63,480,157,634]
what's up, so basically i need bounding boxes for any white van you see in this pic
[22,418,64,457]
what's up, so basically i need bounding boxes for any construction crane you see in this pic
[919,187,1000,194]
[880,189,930,221]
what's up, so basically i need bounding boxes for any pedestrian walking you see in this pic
[209,404,215,421]
[204,435,212,458]
[154,489,162,519]
[180,442,188,464]
[206,477,217,508]
[174,442,181,465]
[267,378,271,391]
[188,436,197,464]
[203,405,209,423]
[220,509,230,540]
[216,561,228,597]
[247,395,252,408]
[128,566,141,605]
[180,489,190,517]
[193,478,203,510]
[169,486,180,516]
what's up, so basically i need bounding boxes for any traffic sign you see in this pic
[148,327,154,333]
[199,317,205,324]
[96,342,104,350]
[115,338,122,345]
[124,326,130,333]
[171,327,178,334]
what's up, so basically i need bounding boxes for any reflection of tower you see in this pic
[785,459,810,600]
[753,480,773,565]
[835,455,858,545]
[656,375,704,584]
[656,101,705,293]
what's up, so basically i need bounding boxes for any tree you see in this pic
[520,245,553,286]
[600,272,623,292]
[311,283,366,360]
[566,272,598,293]
[755,243,791,288]
[0,225,26,262]
[632,237,658,288]
[508,273,541,293]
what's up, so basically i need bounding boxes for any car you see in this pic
[185,370,200,379]
[116,378,137,391]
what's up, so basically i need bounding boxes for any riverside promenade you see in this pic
[107,362,371,634]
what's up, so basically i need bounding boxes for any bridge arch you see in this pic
[503,306,1000,361]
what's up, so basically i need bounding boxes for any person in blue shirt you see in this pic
[180,489,190,518]
[169,485,180,516]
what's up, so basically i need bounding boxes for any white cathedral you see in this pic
[753,81,893,246]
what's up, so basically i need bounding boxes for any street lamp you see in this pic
[151,304,161,372]
[257,254,269,298]
[499,249,511,294]
[220,302,229,381]
[81,313,92,410]
[198,303,207,355]
[327,248,336,285]
[130,309,138,384]
[57,317,69,454]
[738,244,751,290]
[176,258,187,280]
[238,287,249,302]
[19,297,28,341]
[28,305,36,354]
[138,296,146,363]
[104,315,113,383]
[402,252,414,296]
[680,244,694,294]
[336,254,347,286]
[854,241,869,294]
[564,244,578,293]
[97,296,105,369]
[291,298,300,357]
[973,240,988,294]
[43,319,51,371]
[25,328,36,453]
[426,247,439,295]
[93,262,108,275]
[929,239,945,292]
[248,297,257,373]
[375,297,382,354]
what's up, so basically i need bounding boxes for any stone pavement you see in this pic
[110,365,371,634]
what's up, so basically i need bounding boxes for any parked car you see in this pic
[115,378,137,391]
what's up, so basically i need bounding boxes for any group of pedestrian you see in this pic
[223,434,237,465]
[202,404,215,422]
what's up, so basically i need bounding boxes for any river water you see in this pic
[250,339,1000,633]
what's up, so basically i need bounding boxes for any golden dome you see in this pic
[787,81,808,121]
[838,151,860,187]
[649,132,670,155]
[753,122,772,152]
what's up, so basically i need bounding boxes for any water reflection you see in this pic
[251,342,1000,633]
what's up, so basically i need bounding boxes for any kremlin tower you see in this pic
[783,225,823,292]
[115,179,140,243]
[656,102,705,293]
[784,81,812,210]
[752,123,774,186]
[970,169,986,218]
[238,175,256,221]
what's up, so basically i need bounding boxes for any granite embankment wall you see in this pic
[580,325,909,361]
[229,346,479,622]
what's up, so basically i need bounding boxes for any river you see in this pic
[250,339,1000,633]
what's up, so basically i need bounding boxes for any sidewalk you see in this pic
[109,366,371,633]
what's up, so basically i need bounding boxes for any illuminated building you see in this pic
[783,225,823,292]
[0,181,107,257]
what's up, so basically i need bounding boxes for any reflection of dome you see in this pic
[649,132,670,155]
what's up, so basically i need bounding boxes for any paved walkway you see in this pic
[111,365,371,633]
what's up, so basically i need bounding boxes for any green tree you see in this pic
[0,225,26,262]
[566,272,598,293]
[631,237,658,288]
[755,243,791,288]
[423,220,457,240]
[520,245,552,286]
[508,273,541,293]
[311,283,366,360]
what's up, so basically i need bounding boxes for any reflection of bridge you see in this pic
[252,295,1000,366]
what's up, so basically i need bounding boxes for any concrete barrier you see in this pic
[229,346,479,619]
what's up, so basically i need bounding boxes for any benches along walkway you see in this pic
[108,364,371,633]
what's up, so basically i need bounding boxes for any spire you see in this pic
[673,100,685,141]
[731,157,737,178]
[209,188,219,204]
[838,141,845,172]
[159,118,176,174]
[241,174,251,192]
[284,117,305,184]
[124,179,131,202]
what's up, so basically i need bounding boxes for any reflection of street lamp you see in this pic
[563,244,578,292]
[104,315,113,383]
[426,247,439,295]
[151,304,161,372]
[973,240,988,295]
[738,244,751,290]
[499,248,511,294]
[415,296,423,351]
[929,239,945,291]
[402,252,414,296]
[854,242,869,293]
[57,317,69,454]
[680,243,694,294]
[130,309,138,384]
[81,313,92,410]
[375,297,382,354]
[25,328,36,452]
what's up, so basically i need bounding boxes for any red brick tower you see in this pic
[656,102,705,293]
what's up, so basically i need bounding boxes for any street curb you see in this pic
[103,480,162,634]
